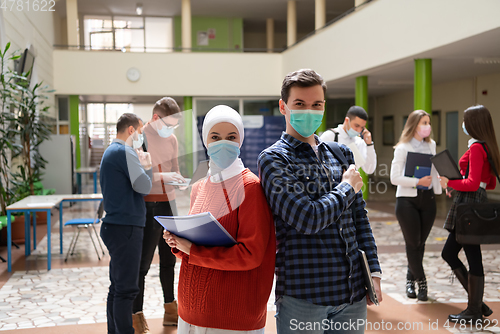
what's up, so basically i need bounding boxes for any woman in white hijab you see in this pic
[164,105,276,333]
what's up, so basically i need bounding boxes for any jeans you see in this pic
[178,317,264,334]
[395,190,436,280]
[133,200,178,313]
[276,295,367,334]
[101,223,143,334]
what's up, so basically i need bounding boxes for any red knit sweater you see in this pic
[172,169,276,330]
[448,142,496,191]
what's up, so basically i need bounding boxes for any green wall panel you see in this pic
[174,16,243,51]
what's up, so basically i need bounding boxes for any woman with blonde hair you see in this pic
[439,105,499,322]
[390,110,442,301]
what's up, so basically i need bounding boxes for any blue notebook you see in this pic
[414,166,431,190]
[404,152,433,177]
[155,212,236,247]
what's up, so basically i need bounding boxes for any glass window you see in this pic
[84,16,113,50]
[114,16,144,29]
[107,125,117,146]
[84,15,173,53]
[79,104,86,123]
[115,29,145,52]
[87,104,105,123]
[145,17,173,53]
[105,104,133,123]
[58,97,69,121]
[89,123,106,148]
[89,32,114,50]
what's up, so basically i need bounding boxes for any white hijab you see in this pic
[202,105,246,183]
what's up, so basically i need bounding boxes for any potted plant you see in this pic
[9,55,54,226]
[0,43,20,217]
[0,42,54,242]
[0,43,26,243]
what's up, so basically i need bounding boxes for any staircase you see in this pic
[90,147,105,167]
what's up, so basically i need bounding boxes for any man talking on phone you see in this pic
[320,106,377,174]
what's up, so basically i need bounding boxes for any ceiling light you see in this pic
[136,3,143,15]
[474,57,500,64]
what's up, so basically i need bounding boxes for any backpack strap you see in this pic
[324,142,358,226]
[324,141,350,172]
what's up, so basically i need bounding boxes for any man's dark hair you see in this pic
[346,106,368,121]
[153,97,182,118]
[281,69,327,104]
[116,113,140,133]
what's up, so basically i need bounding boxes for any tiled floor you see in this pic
[0,184,499,333]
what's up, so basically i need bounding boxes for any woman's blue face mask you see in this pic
[207,140,241,169]
[285,103,324,138]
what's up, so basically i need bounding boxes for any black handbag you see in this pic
[455,142,500,245]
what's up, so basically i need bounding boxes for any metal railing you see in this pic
[52,45,286,53]
[53,0,373,54]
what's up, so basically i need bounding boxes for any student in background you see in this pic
[440,105,499,322]
[390,110,442,301]
[132,98,185,333]
[164,105,276,333]
[320,106,377,174]
[100,113,153,334]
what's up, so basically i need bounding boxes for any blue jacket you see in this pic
[100,140,153,226]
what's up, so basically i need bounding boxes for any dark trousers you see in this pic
[441,230,484,276]
[395,190,436,280]
[100,223,143,334]
[132,200,178,313]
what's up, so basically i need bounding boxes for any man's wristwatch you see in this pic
[367,142,374,146]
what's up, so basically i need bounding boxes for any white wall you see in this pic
[132,104,154,122]
[53,50,283,97]
[3,10,56,117]
[282,0,500,83]
[0,10,5,50]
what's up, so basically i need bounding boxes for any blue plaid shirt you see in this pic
[257,132,381,307]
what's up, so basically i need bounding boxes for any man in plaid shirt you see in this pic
[258,69,382,334]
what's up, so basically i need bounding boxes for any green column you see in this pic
[184,96,193,175]
[355,76,369,200]
[316,101,327,135]
[414,59,432,114]
[69,95,80,169]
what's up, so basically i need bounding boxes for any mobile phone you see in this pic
[360,127,365,139]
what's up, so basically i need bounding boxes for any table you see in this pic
[75,167,99,194]
[6,193,103,272]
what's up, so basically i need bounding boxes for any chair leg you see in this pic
[71,228,82,256]
[0,255,6,262]
[87,227,101,261]
[65,228,78,262]
[12,241,20,249]
[92,225,105,255]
